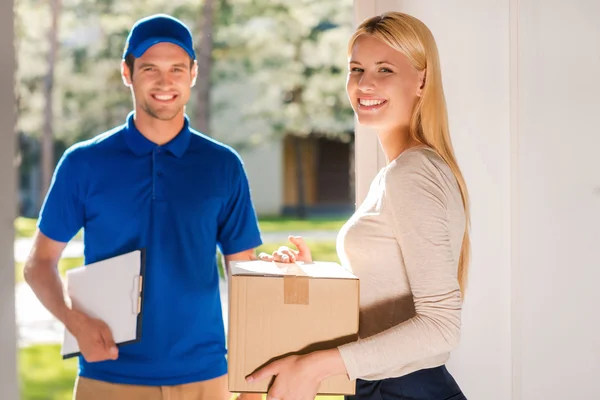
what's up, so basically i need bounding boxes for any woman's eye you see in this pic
[379,68,393,73]
[350,67,363,73]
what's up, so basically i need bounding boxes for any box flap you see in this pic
[299,262,357,279]
[230,260,357,280]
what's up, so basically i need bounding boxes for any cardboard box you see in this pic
[227,260,359,395]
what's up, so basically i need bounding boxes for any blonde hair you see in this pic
[349,12,471,296]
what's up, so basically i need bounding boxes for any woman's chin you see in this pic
[356,115,385,129]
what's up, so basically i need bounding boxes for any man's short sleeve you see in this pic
[217,155,263,255]
[37,149,85,243]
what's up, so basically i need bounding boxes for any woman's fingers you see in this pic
[258,252,274,261]
[277,246,297,262]
[289,236,313,263]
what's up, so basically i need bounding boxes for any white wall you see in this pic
[355,1,600,399]
[400,3,513,399]
[239,141,284,216]
[517,1,600,398]
[0,0,18,397]
[211,76,284,215]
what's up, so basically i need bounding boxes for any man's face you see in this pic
[122,42,197,121]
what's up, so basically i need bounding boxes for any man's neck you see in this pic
[133,110,185,146]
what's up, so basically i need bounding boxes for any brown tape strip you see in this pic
[283,275,309,305]
[275,263,310,305]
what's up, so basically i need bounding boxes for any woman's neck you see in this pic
[377,125,419,163]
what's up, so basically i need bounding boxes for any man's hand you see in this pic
[23,231,118,363]
[258,236,313,264]
[66,309,119,362]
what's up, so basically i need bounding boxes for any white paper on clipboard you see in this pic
[61,249,145,359]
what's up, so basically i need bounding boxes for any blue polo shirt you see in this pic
[38,112,263,385]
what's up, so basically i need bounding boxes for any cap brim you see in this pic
[129,37,196,60]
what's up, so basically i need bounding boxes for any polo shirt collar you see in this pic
[124,111,192,158]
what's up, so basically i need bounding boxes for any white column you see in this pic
[0,0,18,397]
[516,1,600,398]
[354,1,600,399]
[353,2,389,204]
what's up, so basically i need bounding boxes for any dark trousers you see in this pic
[345,365,467,400]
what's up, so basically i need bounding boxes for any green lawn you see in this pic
[218,240,338,277]
[19,345,78,400]
[18,242,340,399]
[257,215,347,233]
[15,216,346,239]
[256,240,339,262]
[15,214,341,284]
[15,257,85,284]
[16,241,338,284]
[15,218,84,240]
[19,344,344,400]
[17,217,343,399]
[14,217,39,239]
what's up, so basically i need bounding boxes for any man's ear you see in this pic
[191,60,198,88]
[417,69,426,97]
[122,60,133,87]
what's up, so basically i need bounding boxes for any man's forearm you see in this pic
[23,260,77,331]
[223,248,257,275]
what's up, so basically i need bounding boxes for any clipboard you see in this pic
[61,249,146,359]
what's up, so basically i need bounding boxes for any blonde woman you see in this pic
[248,12,470,400]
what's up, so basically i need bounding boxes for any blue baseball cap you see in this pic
[123,14,196,60]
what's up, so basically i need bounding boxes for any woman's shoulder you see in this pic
[387,145,453,182]
[383,145,463,211]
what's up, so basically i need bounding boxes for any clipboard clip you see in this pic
[131,275,143,315]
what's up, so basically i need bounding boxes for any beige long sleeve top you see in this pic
[336,146,466,381]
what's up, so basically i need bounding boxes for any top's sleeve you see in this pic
[37,149,86,243]
[337,154,463,380]
[216,153,263,255]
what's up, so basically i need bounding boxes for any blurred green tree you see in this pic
[15,0,354,216]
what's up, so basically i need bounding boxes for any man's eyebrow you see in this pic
[137,62,155,69]
[136,62,189,69]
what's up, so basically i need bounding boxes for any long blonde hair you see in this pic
[349,12,471,296]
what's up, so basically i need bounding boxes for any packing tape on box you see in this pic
[275,262,310,305]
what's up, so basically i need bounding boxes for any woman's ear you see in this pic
[417,69,426,97]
